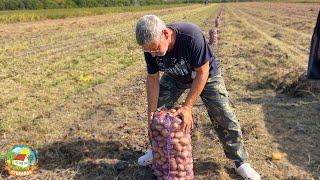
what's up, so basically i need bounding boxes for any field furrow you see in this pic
[238,3,318,34]
[234,9,310,56]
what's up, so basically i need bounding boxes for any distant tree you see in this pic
[59,0,77,8]
[42,0,59,9]
[74,0,85,7]
[0,0,5,10]
[76,0,99,7]
[104,0,116,6]
[116,0,131,6]
[0,0,182,10]
[22,0,43,9]
[96,0,108,6]
[4,0,23,10]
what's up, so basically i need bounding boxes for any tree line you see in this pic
[0,0,220,10]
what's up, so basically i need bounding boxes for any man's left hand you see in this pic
[173,105,193,134]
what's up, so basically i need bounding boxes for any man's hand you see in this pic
[173,105,193,134]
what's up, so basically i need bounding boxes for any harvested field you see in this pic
[0,2,319,179]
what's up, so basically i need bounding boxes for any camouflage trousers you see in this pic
[157,73,248,162]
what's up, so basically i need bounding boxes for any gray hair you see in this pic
[135,15,166,45]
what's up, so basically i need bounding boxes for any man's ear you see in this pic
[163,29,170,40]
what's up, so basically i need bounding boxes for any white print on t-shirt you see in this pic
[156,56,192,77]
[191,71,196,79]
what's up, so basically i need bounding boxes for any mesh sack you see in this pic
[151,107,194,180]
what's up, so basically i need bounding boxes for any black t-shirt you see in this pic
[307,11,320,79]
[144,22,219,83]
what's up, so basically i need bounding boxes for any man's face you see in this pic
[142,32,168,57]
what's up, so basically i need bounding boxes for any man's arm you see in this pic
[173,61,210,133]
[146,72,160,141]
[184,61,209,108]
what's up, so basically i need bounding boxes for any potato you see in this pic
[180,159,187,166]
[161,129,169,137]
[178,171,187,177]
[172,138,179,145]
[173,143,183,152]
[177,164,185,171]
[152,146,158,152]
[170,132,175,138]
[154,152,160,159]
[162,164,168,170]
[155,136,163,142]
[154,170,162,177]
[185,164,192,171]
[186,157,193,164]
[170,108,177,113]
[152,159,158,165]
[160,157,167,163]
[187,145,192,151]
[175,132,184,138]
[272,152,282,161]
[152,130,160,137]
[171,122,180,131]
[181,151,189,159]
[158,118,165,125]
[158,149,165,156]
[159,109,166,114]
[169,171,179,176]
[176,157,183,164]
[172,150,181,157]
[179,137,190,146]
[157,159,165,165]
[155,124,164,131]
[173,117,182,124]
[158,142,165,148]
[169,158,177,170]
[182,145,187,151]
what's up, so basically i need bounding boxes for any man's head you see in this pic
[136,15,171,57]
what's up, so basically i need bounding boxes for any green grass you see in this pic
[0,4,189,24]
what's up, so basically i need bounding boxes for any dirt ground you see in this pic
[0,2,320,180]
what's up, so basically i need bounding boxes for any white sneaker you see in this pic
[137,149,153,166]
[236,163,261,180]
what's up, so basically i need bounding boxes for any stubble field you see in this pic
[0,2,319,179]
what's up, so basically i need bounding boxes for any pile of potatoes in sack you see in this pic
[150,107,194,180]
